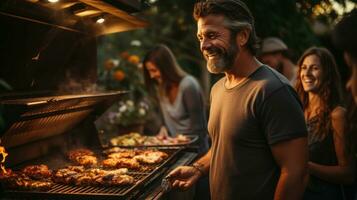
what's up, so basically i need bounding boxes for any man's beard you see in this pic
[204,41,238,74]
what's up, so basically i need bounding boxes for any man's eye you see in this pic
[207,33,216,39]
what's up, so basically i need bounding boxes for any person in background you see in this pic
[332,9,357,200]
[295,47,355,200]
[167,0,308,199]
[259,37,298,85]
[143,44,210,200]
[332,8,357,144]
[142,44,209,154]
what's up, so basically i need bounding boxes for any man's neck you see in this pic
[224,51,262,89]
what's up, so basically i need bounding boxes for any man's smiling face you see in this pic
[197,15,239,74]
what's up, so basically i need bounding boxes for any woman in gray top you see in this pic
[143,44,209,154]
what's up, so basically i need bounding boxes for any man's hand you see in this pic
[166,166,202,190]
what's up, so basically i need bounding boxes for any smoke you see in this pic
[57,71,104,93]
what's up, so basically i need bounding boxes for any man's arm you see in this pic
[168,149,211,190]
[271,137,308,200]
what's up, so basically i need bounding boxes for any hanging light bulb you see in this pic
[48,0,59,3]
[96,16,105,24]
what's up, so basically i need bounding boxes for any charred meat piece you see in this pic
[102,158,141,170]
[134,150,168,164]
[53,166,133,186]
[68,149,96,165]
[52,168,80,184]
[115,158,141,169]
[1,172,53,191]
[74,155,98,167]
[22,164,52,180]
[67,149,97,167]
[108,151,136,159]
[52,166,86,184]
[66,165,85,173]
[101,158,119,168]
[67,148,94,160]
[103,174,135,186]
[72,173,93,186]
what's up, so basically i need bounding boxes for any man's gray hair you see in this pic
[193,0,259,55]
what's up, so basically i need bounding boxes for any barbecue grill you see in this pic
[0,90,192,199]
[0,1,199,199]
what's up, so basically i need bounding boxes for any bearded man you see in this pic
[167,0,309,199]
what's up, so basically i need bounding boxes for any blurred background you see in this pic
[97,0,356,97]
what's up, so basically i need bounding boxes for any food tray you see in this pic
[109,135,199,148]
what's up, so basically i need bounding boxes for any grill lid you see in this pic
[0,91,128,148]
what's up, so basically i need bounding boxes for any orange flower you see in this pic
[104,59,115,70]
[113,70,125,81]
[119,51,130,59]
[128,55,140,65]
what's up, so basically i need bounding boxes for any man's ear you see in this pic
[236,29,250,47]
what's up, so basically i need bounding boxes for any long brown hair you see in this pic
[143,44,187,97]
[295,47,344,138]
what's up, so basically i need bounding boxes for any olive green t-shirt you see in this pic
[208,65,307,200]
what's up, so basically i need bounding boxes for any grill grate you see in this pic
[44,173,147,195]
[1,147,182,199]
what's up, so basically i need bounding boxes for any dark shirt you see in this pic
[208,65,307,200]
[303,115,344,200]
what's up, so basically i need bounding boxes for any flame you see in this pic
[0,146,8,163]
[0,145,8,174]
[0,165,6,174]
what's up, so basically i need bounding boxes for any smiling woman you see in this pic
[299,54,323,93]
[295,47,355,200]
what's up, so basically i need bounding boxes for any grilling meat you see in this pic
[0,165,53,191]
[68,149,98,166]
[102,148,169,169]
[53,167,80,184]
[103,174,135,186]
[8,176,53,191]
[101,158,119,168]
[134,150,168,164]
[53,166,133,186]
[66,165,85,173]
[68,148,94,159]
[102,158,141,170]
[108,151,136,159]
[74,155,98,167]
[109,132,191,146]
[22,164,52,180]
[1,170,53,191]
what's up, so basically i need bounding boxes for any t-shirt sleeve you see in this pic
[258,85,307,145]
